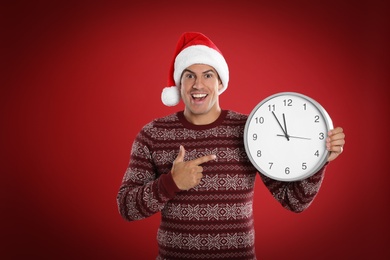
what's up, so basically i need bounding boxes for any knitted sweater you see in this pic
[117,110,326,260]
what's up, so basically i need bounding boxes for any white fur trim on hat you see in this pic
[161,86,180,106]
[173,45,229,95]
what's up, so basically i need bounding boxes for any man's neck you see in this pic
[183,107,222,125]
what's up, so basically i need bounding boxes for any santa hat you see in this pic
[161,32,229,106]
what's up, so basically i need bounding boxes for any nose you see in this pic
[193,77,203,89]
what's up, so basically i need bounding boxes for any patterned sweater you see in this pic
[117,110,326,260]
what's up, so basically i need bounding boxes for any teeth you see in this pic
[192,94,207,98]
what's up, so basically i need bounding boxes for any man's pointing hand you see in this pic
[171,145,216,190]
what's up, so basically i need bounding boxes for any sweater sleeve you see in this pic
[116,131,181,221]
[259,163,328,213]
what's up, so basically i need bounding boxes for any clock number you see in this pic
[314,150,319,157]
[255,117,264,124]
[285,167,290,174]
[302,163,307,170]
[314,115,320,123]
[268,104,275,111]
[283,99,292,106]
[303,103,307,110]
[319,132,324,140]
[268,162,273,169]
[257,150,262,157]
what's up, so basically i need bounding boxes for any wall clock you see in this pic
[244,92,333,181]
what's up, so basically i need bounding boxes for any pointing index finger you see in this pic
[193,154,217,165]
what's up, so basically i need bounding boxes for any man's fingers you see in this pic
[328,127,344,136]
[193,154,217,166]
[175,145,216,166]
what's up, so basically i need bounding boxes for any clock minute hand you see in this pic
[272,111,290,141]
[282,113,289,137]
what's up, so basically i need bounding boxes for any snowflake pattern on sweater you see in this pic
[117,110,326,260]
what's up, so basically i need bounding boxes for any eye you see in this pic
[204,73,213,79]
[184,73,195,79]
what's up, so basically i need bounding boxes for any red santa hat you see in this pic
[161,32,229,106]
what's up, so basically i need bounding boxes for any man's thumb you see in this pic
[175,145,185,163]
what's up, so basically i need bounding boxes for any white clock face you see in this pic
[244,92,333,181]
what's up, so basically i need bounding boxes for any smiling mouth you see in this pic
[191,93,208,101]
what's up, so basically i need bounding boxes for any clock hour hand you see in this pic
[276,134,311,140]
[272,111,290,141]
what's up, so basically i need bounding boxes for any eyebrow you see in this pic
[182,68,217,75]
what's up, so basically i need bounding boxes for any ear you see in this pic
[218,80,223,92]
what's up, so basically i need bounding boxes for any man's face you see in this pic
[180,64,223,119]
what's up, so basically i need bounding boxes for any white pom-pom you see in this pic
[161,86,180,106]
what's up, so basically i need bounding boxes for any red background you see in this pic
[2,1,389,259]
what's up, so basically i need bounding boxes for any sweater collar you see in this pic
[177,110,228,130]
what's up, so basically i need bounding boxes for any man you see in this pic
[117,32,345,259]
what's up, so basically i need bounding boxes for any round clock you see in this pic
[244,92,333,181]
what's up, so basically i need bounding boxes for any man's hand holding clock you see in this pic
[326,127,345,162]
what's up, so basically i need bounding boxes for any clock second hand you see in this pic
[276,134,311,140]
